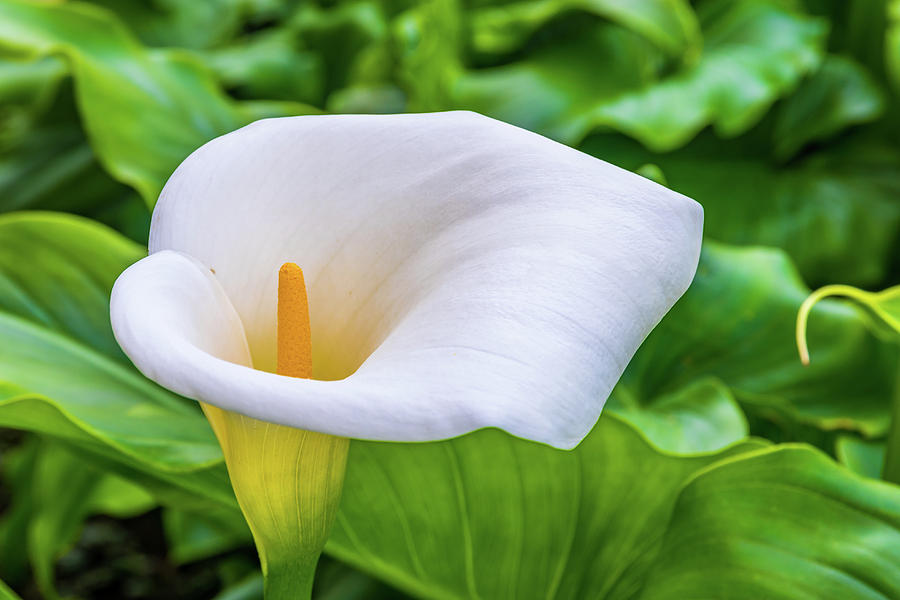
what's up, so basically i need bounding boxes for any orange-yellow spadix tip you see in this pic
[277,262,312,379]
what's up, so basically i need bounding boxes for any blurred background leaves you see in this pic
[0,0,898,598]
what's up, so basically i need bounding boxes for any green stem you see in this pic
[263,556,317,600]
[883,363,900,485]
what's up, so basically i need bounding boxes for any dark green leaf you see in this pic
[0,213,232,510]
[0,0,248,205]
[468,0,700,57]
[774,55,884,160]
[640,446,900,599]
[622,242,899,437]
[459,0,826,147]
[163,508,251,565]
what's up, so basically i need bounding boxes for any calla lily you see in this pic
[111,110,702,450]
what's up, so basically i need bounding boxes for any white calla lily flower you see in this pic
[111,111,702,450]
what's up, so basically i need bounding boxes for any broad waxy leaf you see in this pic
[773,55,885,160]
[0,0,246,205]
[330,415,765,600]
[0,73,149,242]
[459,0,827,147]
[620,242,899,437]
[640,446,900,599]
[0,213,233,510]
[468,0,700,57]
[85,0,247,50]
[456,23,661,141]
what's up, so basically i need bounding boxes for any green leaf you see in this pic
[0,0,248,205]
[456,22,661,139]
[27,441,106,599]
[0,435,156,599]
[329,414,765,599]
[609,377,748,453]
[163,507,251,565]
[588,0,826,149]
[836,435,886,480]
[213,574,264,600]
[393,0,462,111]
[469,0,700,57]
[0,212,233,510]
[0,437,37,586]
[623,242,899,437]
[459,0,826,147]
[639,446,900,599]
[0,54,65,137]
[89,473,157,518]
[199,29,324,104]
[0,578,21,600]
[774,55,885,160]
[84,0,246,49]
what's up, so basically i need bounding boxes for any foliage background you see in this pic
[0,0,899,598]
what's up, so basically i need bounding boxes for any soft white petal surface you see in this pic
[111,111,702,449]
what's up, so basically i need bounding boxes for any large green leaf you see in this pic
[85,0,246,49]
[0,0,247,205]
[0,213,232,510]
[458,0,826,147]
[468,0,700,57]
[200,29,323,104]
[330,415,765,600]
[773,55,884,160]
[639,446,900,599]
[456,22,661,139]
[620,242,899,437]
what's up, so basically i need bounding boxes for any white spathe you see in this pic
[110,111,702,450]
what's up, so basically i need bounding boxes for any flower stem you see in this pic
[262,556,317,600]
